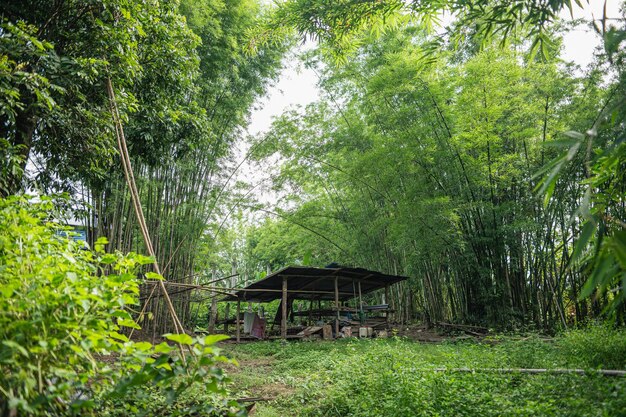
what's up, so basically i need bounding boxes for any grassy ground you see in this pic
[221,327,626,417]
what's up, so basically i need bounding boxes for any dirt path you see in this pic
[226,356,295,402]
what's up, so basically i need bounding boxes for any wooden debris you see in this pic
[297,326,323,336]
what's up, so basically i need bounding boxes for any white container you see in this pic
[341,326,352,337]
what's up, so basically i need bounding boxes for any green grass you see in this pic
[222,327,626,417]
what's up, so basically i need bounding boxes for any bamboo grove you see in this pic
[240,24,626,330]
[81,2,285,335]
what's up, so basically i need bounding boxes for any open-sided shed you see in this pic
[223,265,408,339]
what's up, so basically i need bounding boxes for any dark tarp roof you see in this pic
[223,266,408,303]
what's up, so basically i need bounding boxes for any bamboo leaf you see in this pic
[145,271,164,281]
[570,219,597,266]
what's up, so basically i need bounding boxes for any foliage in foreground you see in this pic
[226,329,626,417]
[0,197,243,416]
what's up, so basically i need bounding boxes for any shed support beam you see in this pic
[385,284,390,322]
[358,281,363,315]
[208,294,217,333]
[236,299,241,343]
[208,295,217,334]
[281,277,288,339]
[335,277,339,337]
[318,299,322,320]
[208,270,218,333]
[385,284,389,305]
[224,303,230,333]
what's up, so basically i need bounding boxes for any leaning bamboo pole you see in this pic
[106,78,188,362]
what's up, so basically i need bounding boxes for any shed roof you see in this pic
[223,266,408,303]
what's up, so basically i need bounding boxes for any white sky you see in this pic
[247,0,623,136]
[247,44,320,136]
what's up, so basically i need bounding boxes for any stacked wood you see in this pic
[296,326,323,337]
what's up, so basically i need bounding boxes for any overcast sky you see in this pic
[246,0,623,137]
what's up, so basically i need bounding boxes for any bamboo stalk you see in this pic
[107,78,188,362]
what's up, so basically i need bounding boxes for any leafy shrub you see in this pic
[558,325,626,369]
[0,197,243,416]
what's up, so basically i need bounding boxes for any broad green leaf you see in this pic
[202,334,230,346]
[100,254,117,264]
[154,342,175,354]
[609,231,626,268]
[164,333,193,345]
[117,318,141,329]
[108,331,129,342]
[135,254,155,265]
[569,219,597,267]
[145,271,164,281]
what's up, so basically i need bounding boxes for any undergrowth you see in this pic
[225,329,626,417]
[0,197,243,416]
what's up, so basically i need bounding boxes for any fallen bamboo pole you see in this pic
[236,397,275,402]
[431,368,626,377]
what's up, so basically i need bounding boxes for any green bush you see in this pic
[0,197,243,416]
[558,325,626,369]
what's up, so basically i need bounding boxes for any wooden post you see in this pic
[224,303,230,333]
[281,277,288,339]
[236,299,241,343]
[208,295,217,333]
[208,269,217,333]
[384,284,390,322]
[383,284,389,305]
[334,277,339,337]
[308,300,313,325]
[358,281,363,315]
[318,299,322,320]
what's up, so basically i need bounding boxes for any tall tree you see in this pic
[0,0,200,194]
